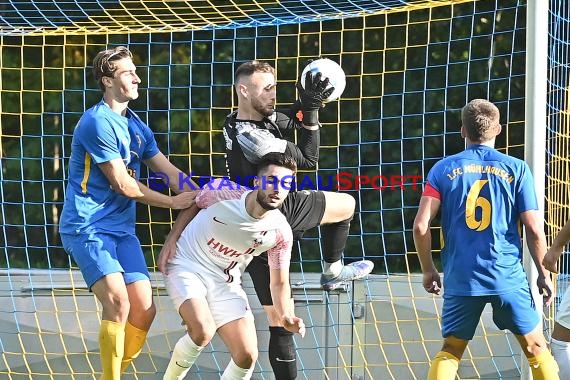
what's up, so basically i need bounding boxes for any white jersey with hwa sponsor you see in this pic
[172,179,293,284]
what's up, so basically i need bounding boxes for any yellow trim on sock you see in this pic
[527,350,560,380]
[121,321,148,372]
[99,320,125,380]
[427,351,460,380]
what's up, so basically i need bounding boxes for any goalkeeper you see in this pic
[224,60,374,379]
[160,60,373,379]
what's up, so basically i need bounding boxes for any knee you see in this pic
[441,336,468,360]
[344,193,356,209]
[322,192,355,222]
[103,292,131,321]
[337,193,355,218]
[187,324,216,347]
[233,348,258,369]
[128,300,156,329]
[146,302,157,321]
[133,300,156,318]
[142,302,157,327]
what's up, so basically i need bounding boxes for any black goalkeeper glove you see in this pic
[296,70,335,126]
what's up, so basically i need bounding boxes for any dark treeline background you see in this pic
[0,0,527,273]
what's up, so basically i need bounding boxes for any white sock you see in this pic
[551,337,570,376]
[163,334,204,380]
[220,359,254,380]
[323,260,343,277]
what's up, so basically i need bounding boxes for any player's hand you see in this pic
[283,316,306,338]
[537,274,555,307]
[543,247,562,274]
[158,236,177,274]
[422,270,441,295]
[296,70,334,111]
[170,191,196,209]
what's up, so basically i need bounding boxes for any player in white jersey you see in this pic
[161,153,305,380]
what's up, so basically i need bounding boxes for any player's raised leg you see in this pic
[319,192,374,291]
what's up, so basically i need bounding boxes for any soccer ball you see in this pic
[300,58,346,103]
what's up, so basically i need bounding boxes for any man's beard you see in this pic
[256,192,279,211]
[252,98,274,118]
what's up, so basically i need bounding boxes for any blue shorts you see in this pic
[441,286,540,340]
[60,231,150,288]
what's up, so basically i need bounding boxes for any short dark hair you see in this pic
[92,46,133,91]
[234,60,275,84]
[257,152,297,176]
[461,99,501,142]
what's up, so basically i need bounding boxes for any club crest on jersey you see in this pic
[252,231,267,249]
[252,238,263,248]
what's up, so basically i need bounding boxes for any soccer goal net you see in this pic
[0,0,566,379]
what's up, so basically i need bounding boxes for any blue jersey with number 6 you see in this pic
[425,145,538,296]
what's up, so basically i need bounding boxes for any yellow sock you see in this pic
[99,320,125,380]
[427,351,460,380]
[121,321,148,372]
[527,350,560,380]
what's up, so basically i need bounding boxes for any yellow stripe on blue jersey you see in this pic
[80,153,91,194]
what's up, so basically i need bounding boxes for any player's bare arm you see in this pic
[520,209,555,306]
[99,158,194,209]
[158,204,200,274]
[269,268,305,337]
[99,158,144,198]
[543,217,570,273]
[413,195,442,294]
[144,152,198,193]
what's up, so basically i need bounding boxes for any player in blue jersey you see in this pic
[59,46,196,380]
[413,99,559,380]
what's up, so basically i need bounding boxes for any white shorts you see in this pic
[164,266,253,329]
[557,285,570,329]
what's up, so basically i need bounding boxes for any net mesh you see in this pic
[547,0,570,332]
[1,0,475,35]
[1,0,563,379]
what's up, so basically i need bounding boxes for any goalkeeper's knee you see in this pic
[268,326,297,380]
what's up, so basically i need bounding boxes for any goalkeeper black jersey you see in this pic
[222,107,320,188]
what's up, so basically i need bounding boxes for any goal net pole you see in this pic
[523,0,549,379]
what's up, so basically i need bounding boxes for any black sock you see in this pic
[321,217,351,264]
[268,326,297,380]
